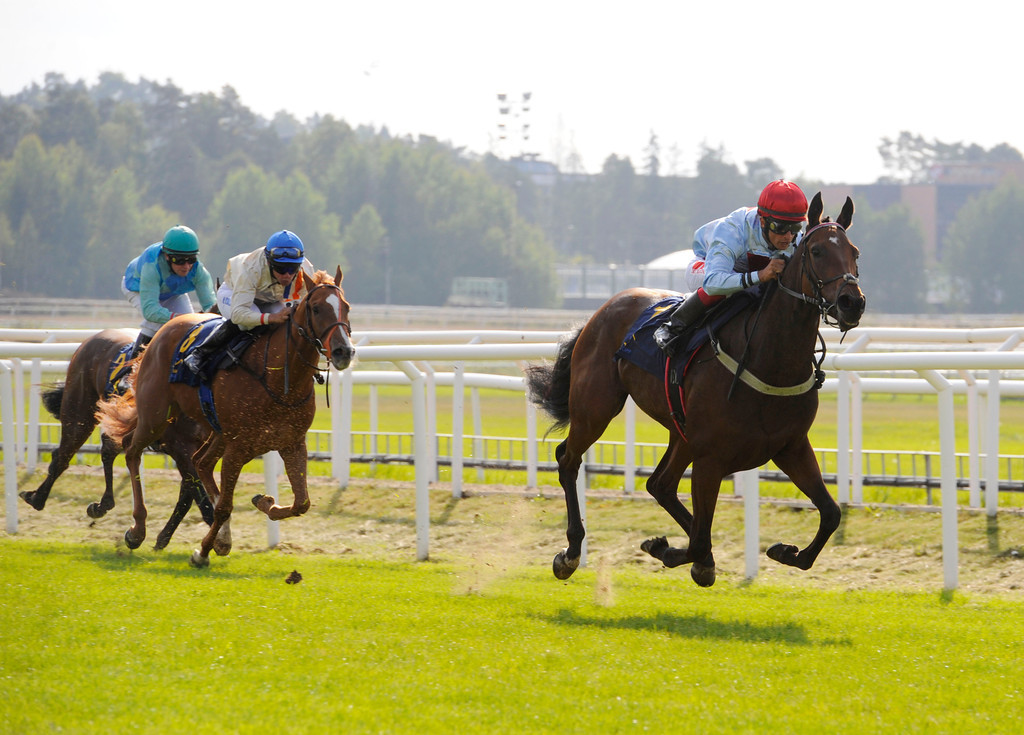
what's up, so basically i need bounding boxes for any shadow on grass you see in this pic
[6,539,301,580]
[541,608,852,647]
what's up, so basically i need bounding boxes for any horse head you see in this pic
[784,192,867,331]
[293,267,355,370]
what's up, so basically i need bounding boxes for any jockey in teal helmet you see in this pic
[121,225,216,359]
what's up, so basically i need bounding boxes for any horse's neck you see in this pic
[733,283,820,378]
[261,322,320,388]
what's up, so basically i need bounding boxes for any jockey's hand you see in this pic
[758,257,787,282]
[268,305,294,325]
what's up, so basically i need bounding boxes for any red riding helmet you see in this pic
[757,180,808,222]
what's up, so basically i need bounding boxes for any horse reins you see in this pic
[289,282,351,402]
[717,224,855,399]
[239,282,351,407]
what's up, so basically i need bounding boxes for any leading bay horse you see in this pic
[525,192,866,587]
[98,267,354,567]
[20,328,214,549]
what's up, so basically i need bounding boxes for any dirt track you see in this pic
[7,465,1024,598]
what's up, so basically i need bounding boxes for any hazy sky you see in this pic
[3,1,1019,185]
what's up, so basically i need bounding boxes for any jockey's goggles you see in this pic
[766,219,805,235]
[268,246,303,261]
[271,261,300,274]
[167,254,197,265]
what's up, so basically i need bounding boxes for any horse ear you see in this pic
[335,265,343,287]
[837,196,855,231]
[807,192,824,226]
[293,269,304,293]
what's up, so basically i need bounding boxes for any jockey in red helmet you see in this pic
[654,180,809,355]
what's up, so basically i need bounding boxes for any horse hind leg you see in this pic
[86,433,121,519]
[552,400,624,580]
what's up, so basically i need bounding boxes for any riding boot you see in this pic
[653,294,710,356]
[183,319,241,374]
[128,333,152,361]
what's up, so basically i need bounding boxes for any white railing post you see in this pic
[741,468,760,580]
[396,360,429,561]
[264,451,280,548]
[624,398,636,494]
[451,362,465,498]
[920,369,957,591]
[2,361,19,534]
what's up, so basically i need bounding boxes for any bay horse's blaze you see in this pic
[525,193,865,587]
[96,267,354,567]
[19,328,214,549]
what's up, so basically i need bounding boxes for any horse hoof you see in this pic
[124,529,143,550]
[640,536,669,559]
[189,550,210,568]
[552,550,580,580]
[691,562,716,588]
[766,542,799,566]
[86,502,106,519]
[213,540,232,556]
[153,535,170,551]
[252,494,265,509]
[19,492,44,511]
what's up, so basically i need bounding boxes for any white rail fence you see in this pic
[4,325,1024,590]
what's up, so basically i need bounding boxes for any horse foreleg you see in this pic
[154,475,207,551]
[122,444,148,550]
[768,441,841,571]
[20,419,95,511]
[644,439,694,536]
[642,462,719,587]
[191,458,241,568]
[86,433,120,519]
[253,441,311,520]
[193,434,229,557]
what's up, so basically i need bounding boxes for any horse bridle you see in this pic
[776,222,860,328]
[275,281,351,399]
[294,282,352,358]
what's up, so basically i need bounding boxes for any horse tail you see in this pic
[95,392,139,449]
[40,383,65,419]
[524,327,581,433]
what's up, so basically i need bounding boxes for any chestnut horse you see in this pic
[20,328,214,549]
[525,193,866,587]
[98,267,354,567]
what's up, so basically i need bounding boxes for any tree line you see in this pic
[0,72,1021,312]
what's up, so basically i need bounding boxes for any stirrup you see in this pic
[653,323,681,355]
[183,352,204,373]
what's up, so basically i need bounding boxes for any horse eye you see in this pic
[811,244,823,257]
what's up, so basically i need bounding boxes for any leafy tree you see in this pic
[944,178,1024,312]
[0,214,13,290]
[690,145,756,224]
[202,165,341,279]
[878,132,1024,184]
[850,201,927,314]
[37,74,98,150]
[339,204,387,303]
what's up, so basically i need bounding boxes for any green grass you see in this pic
[3,537,1024,734]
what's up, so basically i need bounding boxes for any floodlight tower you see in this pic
[496,91,533,160]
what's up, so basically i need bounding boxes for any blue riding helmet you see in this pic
[265,230,305,264]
